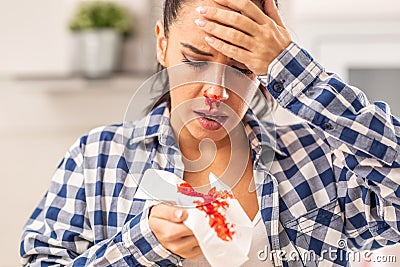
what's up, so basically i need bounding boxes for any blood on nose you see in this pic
[203,87,229,111]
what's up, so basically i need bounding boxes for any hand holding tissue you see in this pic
[135,169,254,267]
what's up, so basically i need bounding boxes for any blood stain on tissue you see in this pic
[178,182,235,241]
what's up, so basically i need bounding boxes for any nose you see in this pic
[204,62,229,101]
[203,86,229,111]
[203,86,229,101]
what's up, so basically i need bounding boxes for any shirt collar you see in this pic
[243,109,287,158]
[128,102,177,150]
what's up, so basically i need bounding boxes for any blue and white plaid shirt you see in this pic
[20,43,400,266]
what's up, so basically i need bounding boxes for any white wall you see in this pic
[0,0,161,77]
[284,0,400,76]
[0,0,68,76]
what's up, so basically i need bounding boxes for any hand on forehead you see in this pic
[172,0,246,48]
[190,0,262,13]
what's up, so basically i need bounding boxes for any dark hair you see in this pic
[152,0,279,112]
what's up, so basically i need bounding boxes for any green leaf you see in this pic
[69,1,134,35]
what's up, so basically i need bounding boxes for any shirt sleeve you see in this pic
[20,137,182,266]
[258,42,400,249]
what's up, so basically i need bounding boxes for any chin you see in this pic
[185,121,230,143]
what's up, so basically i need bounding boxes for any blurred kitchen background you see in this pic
[0,0,399,266]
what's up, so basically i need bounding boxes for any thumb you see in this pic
[150,203,188,223]
[264,0,285,27]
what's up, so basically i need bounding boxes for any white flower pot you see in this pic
[79,29,122,78]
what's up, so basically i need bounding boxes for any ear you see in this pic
[155,20,168,67]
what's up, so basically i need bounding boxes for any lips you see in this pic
[193,110,228,131]
[194,110,228,123]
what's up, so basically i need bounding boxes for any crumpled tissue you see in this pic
[135,169,254,267]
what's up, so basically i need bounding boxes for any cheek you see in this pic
[228,92,248,115]
[170,84,204,109]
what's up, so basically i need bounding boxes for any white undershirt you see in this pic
[183,211,274,267]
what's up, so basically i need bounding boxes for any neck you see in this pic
[177,123,251,182]
[177,126,232,161]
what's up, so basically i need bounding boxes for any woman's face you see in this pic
[156,0,258,144]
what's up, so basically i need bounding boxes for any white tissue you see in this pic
[135,169,254,267]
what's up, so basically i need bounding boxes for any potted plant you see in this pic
[69,1,133,78]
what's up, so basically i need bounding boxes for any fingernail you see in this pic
[196,6,208,14]
[175,209,183,219]
[195,19,207,27]
[205,36,215,44]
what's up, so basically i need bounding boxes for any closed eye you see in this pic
[230,65,253,75]
[181,53,209,69]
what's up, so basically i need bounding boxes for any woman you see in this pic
[20,0,400,266]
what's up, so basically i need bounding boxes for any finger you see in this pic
[170,235,200,256]
[204,36,253,67]
[197,6,258,36]
[150,204,188,223]
[184,246,203,260]
[149,217,194,241]
[263,0,285,28]
[196,19,253,51]
[212,0,268,25]
[171,236,202,260]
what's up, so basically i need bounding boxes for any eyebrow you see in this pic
[180,42,214,57]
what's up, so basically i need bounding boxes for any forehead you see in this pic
[178,0,262,13]
[180,0,232,12]
[169,0,263,38]
[168,0,234,50]
[167,0,263,55]
[177,0,263,14]
[176,0,234,24]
